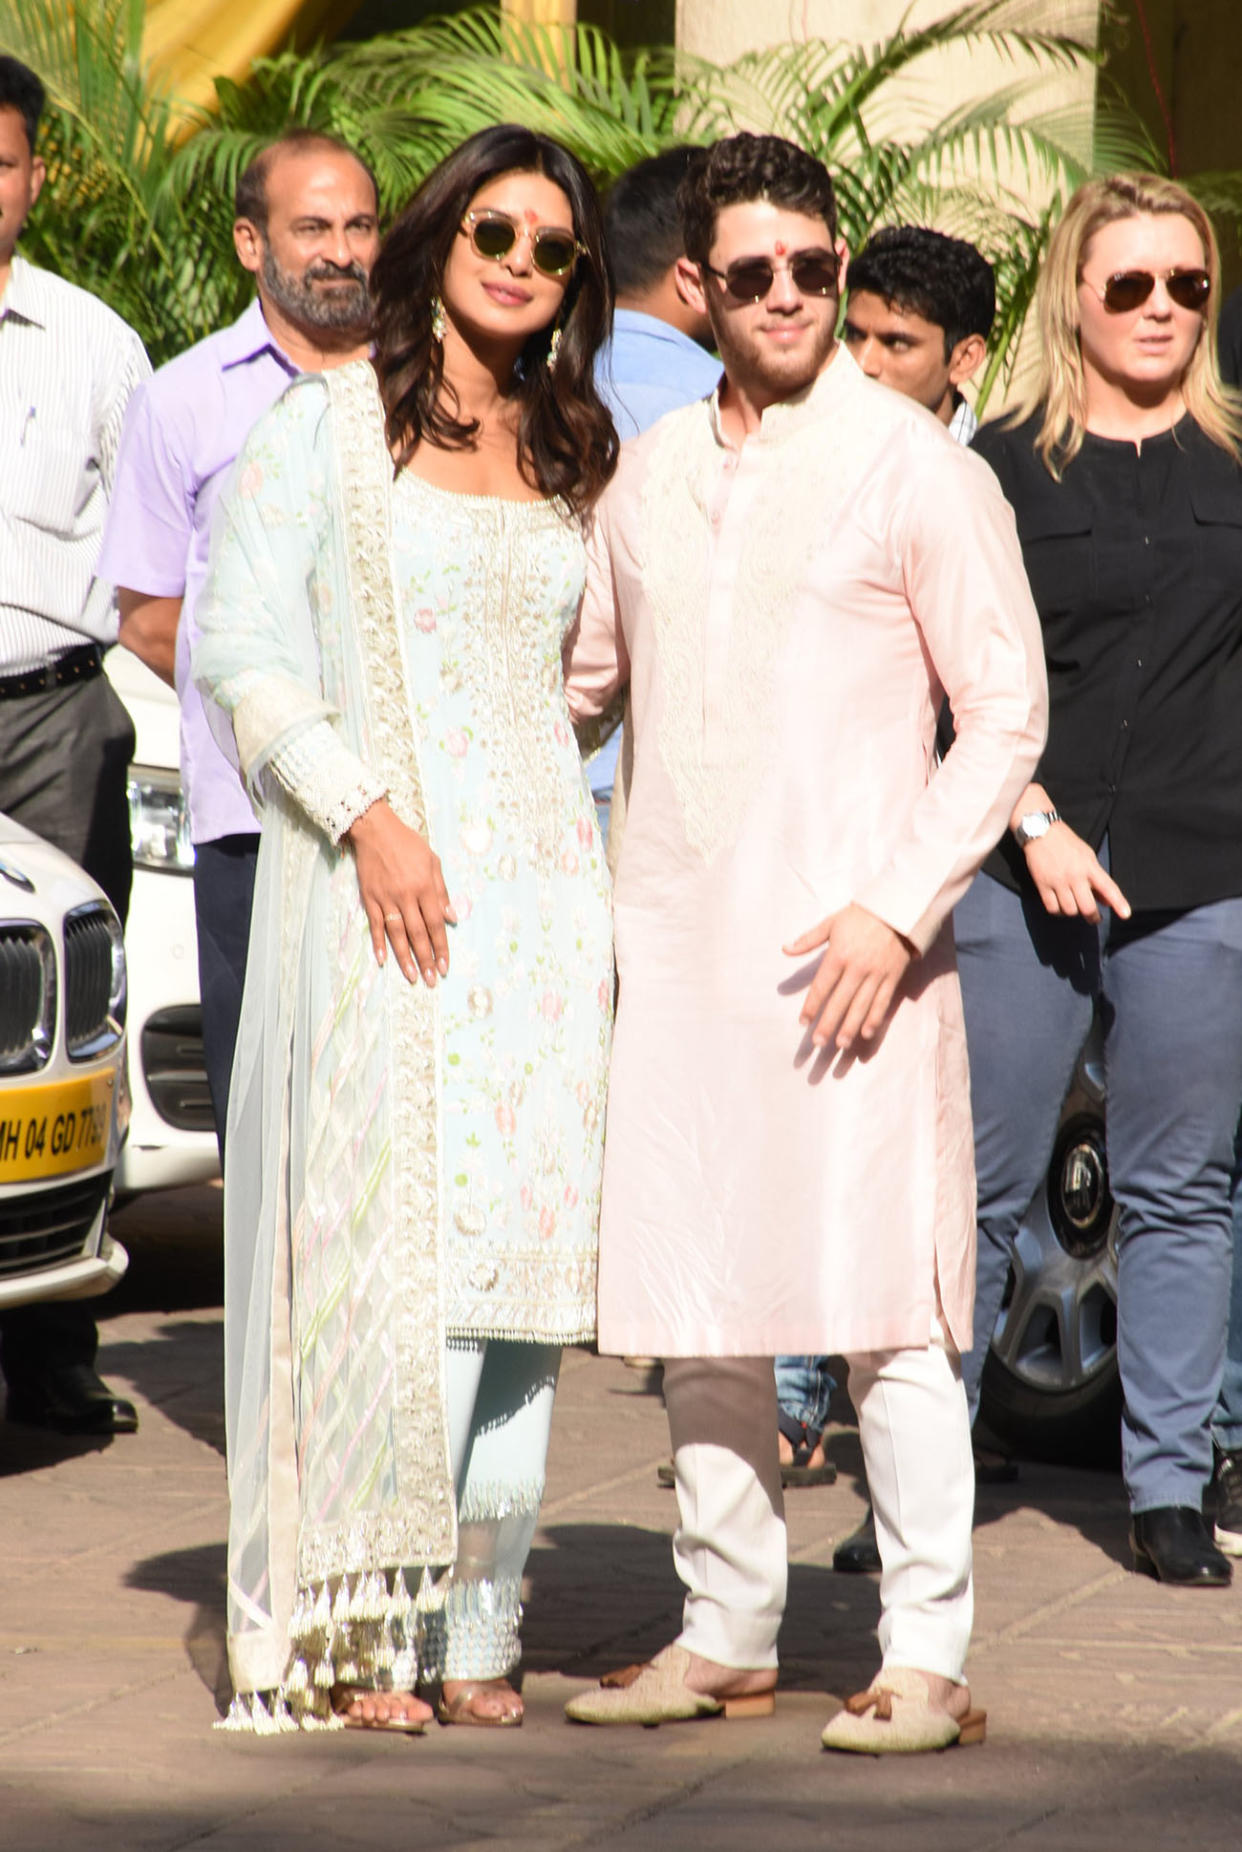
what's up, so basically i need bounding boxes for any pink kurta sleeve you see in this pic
[853,441,1048,953]
[563,493,631,722]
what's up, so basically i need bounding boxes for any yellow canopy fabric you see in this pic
[143,0,360,113]
[143,0,577,114]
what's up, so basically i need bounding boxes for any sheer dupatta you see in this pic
[194,362,457,1725]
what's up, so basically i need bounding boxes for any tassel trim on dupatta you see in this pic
[214,1567,443,1733]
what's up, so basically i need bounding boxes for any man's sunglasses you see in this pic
[701,250,839,303]
[460,209,583,279]
[1083,267,1212,314]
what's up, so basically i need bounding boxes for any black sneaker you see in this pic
[1213,1446,1242,1557]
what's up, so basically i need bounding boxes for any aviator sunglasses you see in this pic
[460,209,584,279]
[701,249,839,303]
[1083,266,1212,314]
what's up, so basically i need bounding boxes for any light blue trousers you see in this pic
[955,868,1242,1513]
[408,1339,560,1683]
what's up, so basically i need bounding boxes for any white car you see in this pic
[0,817,129,1307]
[106,648,220,1195]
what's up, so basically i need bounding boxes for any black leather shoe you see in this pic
[5,1364,139,1435]
[1131,1506,1231,1586]
[833,1505,882,1574]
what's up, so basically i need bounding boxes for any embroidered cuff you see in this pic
[265,718,389,845]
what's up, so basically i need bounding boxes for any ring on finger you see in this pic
[384,911,403,924]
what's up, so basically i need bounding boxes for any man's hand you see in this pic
[783,903,913,1053]
[346,799,456,987]
[117,588,181,687]
[1022,821,1131,924]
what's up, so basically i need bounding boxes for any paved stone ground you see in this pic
[0,1187,1239,1851]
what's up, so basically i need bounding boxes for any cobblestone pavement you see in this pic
[0,1188,1238,1851]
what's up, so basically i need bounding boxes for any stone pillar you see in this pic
[501,0,578,22]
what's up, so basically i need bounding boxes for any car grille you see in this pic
[0,1171,108,1278]
[140,1006,215,1132]
[0,926,52,1072]
[64,906,121,1059]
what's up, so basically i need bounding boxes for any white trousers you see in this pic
[662,1316,975,1681]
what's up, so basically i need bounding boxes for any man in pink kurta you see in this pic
[562,136,1046,1752]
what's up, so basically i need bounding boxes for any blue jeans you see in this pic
[774,1355,836,1437]
[955,867,1242,1513]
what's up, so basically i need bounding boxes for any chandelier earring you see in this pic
[546,324,563,374]
[430,295,447,344]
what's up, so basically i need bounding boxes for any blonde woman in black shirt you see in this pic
[957,173,1242,1586]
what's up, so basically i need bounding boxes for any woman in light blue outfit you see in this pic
[195,126,618,1732]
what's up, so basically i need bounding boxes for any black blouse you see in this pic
[971,410,1242,912]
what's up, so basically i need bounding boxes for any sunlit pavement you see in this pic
[0,1186,1238,1851]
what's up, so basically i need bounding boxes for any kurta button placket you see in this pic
[702,436,750,740]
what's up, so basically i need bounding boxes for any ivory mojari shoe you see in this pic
[820,1667,986,1755]
[564,1644,776,1726]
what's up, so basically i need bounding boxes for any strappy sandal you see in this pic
[331,1685,430,1733]
[437,1678,524,1727]
[777,1410,838,1487]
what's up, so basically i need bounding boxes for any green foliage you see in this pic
[670,2,1113,407]
[0,0,222,358]
[0,0,1211,394]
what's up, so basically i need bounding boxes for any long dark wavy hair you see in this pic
[370,124,618,516]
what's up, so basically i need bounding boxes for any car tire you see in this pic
[978,1032,1122,1467]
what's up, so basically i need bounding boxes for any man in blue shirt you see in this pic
[596,146,720,440]
[590,148,720,826]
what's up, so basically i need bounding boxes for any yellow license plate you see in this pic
[0,1070,117,1184]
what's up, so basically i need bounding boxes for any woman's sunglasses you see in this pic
[1084,267,1212,314]
[701,250,839,303]
[460,209,583,279]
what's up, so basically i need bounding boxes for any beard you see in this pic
[711,302,839,406]
[260,245,370,333]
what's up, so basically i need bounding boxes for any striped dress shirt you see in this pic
[0,255,151,670]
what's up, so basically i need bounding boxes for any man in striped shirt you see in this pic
[0,54,151,1434]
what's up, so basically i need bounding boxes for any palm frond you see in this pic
[16,0,1233,401]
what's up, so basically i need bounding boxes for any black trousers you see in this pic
[0,672,134,1382]
[192,833,258,1162]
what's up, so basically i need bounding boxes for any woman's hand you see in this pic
[783,903,914,1052]
[346,799,456,986]
[1023,821,1131,924]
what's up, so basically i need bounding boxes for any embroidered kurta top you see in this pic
[193,361,611,1699]
[564,348,1047,1359]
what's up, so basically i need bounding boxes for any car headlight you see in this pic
[128,766,195,874]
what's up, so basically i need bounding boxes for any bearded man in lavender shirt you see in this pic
[97,130,380,1158]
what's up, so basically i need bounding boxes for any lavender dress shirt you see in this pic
[97,299,300,844]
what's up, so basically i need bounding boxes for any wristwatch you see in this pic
[1012,807,1061,849]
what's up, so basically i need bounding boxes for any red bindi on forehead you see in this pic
[774,240,787,256]
[522,208,539,226]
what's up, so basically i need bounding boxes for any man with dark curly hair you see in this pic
[842,223,993,437]
[562,133,1047,1752]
